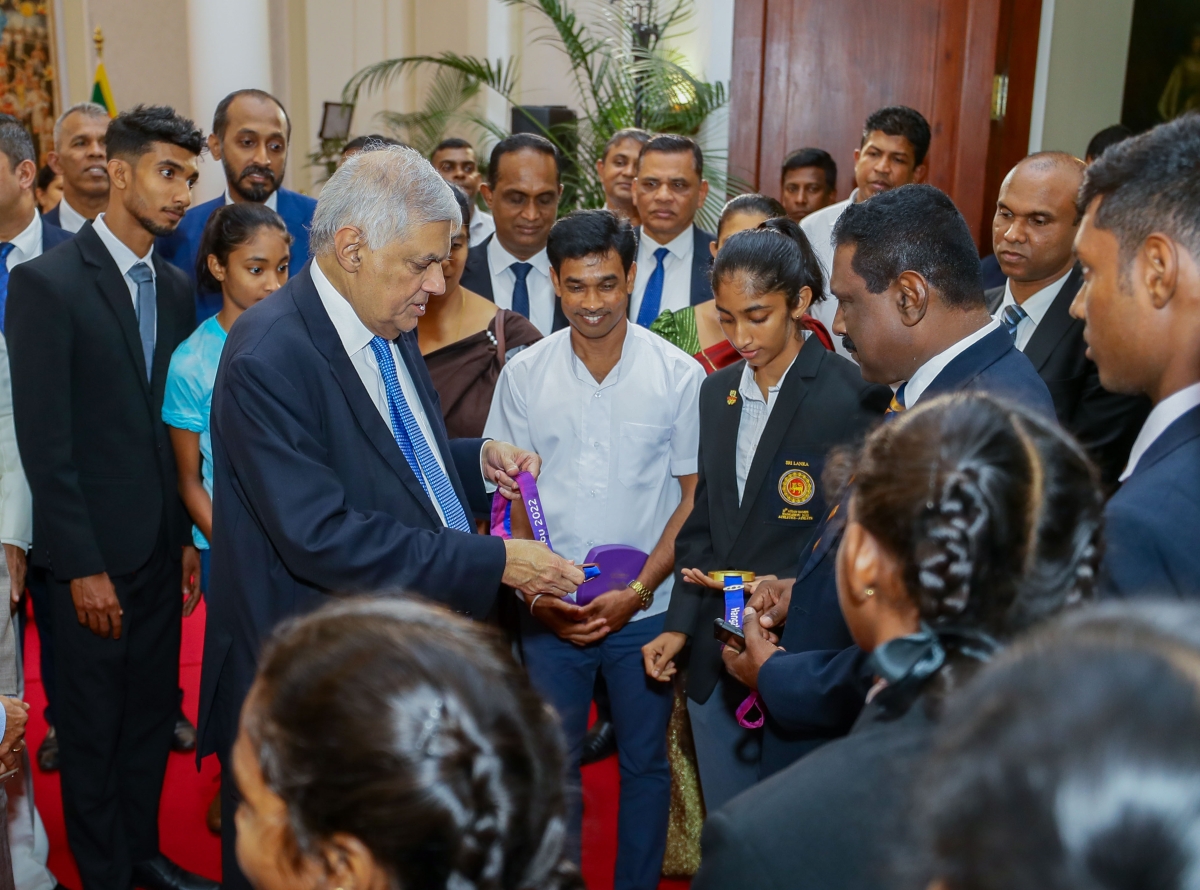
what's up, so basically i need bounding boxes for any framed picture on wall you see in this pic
[1122,0,1200,132]
[0,1,58,164]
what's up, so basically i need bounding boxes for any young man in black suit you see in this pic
[629,134,716,327]
[988,152,1149,485]
[459,133,566,335]
[1070,114,1200,599]
[722,184,1056,776]
[8,105,214,890]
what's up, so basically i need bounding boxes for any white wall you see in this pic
[1029,0,1136,158]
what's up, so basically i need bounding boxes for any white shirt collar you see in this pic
[224,188,280,212]
[568,320,636,388]
[639,223,694,262]
[310,260,375,356]
[92,213,155,277]
[738,349,799,404]
[486,235,550,278]
[1120,382,1200,481]
[6,211,41,265]
[904,318,1002,408]
[56,196,89,232]
[998,270,1071,326]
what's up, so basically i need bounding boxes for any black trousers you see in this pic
[212,652,252,890]
[51,537,181,890]
[25,566,56,725]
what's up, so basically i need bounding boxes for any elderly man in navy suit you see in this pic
[157,89,316,322]
[1070,114,1200,599]
[687,184,1056,778]
[200,144,584,890]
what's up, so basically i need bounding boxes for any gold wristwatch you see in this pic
[628,580,653,611]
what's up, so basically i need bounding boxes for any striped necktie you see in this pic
[1002,303,1029,340]
[369,336,472,532]
[886,383,907,416]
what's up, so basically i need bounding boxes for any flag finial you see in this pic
[93,26,103,60]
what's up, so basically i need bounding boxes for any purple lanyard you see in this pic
[490,472,600,582]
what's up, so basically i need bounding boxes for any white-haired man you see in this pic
[197,144,584,890]
[43,102,110,232]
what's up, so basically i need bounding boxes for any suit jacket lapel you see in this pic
[924,326,1012,400]
[78,225,152,399]
[1130,404,1200,479]
[730,338,823,542]
[708,367,744,547]
[1022,268,1082,372]
[690,226,714,306]
[293,264,442,525]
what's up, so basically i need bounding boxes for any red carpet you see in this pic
[22,600,690,890]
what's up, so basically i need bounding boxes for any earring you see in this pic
[864,588,875,597]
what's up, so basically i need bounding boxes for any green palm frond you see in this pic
[374,68,481,155]
[343,53,518,106]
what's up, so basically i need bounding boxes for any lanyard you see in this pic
[723,573,746,628]
[490,472,600,581]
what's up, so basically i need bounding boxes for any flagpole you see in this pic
[91,27,117,117]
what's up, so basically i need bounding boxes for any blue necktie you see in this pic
[0,242,16,334]
[510,262,532,319]
[636,247,670,327]
[1002,303,1028,340]
[886,382,907,417]
[128,262,156,380]
[368,336,472,532]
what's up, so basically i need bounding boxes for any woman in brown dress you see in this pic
[418,184,541,438]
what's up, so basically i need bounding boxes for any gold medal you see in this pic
[708,570,756,584]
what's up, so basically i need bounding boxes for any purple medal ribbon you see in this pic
[490,473,601,583]
[721,573,765,729]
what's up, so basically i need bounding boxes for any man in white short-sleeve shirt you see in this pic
[484,209,702,887]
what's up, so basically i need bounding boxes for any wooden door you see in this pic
[729,0,1006,248]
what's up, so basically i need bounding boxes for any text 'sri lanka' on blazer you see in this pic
[986,266,1150,485]
[756,323,1058,778]
[664,334,891,707]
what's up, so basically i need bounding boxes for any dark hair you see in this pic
[546,209,637,275]
[600,127,650,161]
[846,393,1101,640]
[488,133,560,189]
[106,104,204,161]
[1085,123,1133,161]
[782,147,837,192]
[637,133,703,177]
[0,113,34,169]
[212,88,291,140]
[862,106,932,167]
[832,183,984,308]
[713,215,827,306]
[345,134,405,154]
[1077,113,1200,268]
[432,137,475,157]
[246,598,581,890]
[717,193,787,237]
[195,203,292,292]
[912,603,1200,890]
[448,182,474,227]
[35,163,57,192]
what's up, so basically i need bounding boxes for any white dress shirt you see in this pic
[486,236,556,336]
[735,352,799,503]
[630,224,695,324]
[1120,382,1200,482]
[55,196,89,233]
[994,272,1071,351]
[484,323,704,619]
[92,213,156,311]
[801,189,859,358]
[310,261,452,525]
[224,188,279,211]
[469,209,495,247]
[0,212,46,550]
[904,319,1003,409]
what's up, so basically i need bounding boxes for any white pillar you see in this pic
[186,0,273,204]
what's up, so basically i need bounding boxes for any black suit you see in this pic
[460,234,569,331]
[8,223,195,890]
[986,268,1149,484]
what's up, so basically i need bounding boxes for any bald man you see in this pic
[988,152,1149,484]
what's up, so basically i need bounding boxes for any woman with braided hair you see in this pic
[691,392,1104,890]
[229,598,582,890]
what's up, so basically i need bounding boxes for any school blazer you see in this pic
[664,335,891,705]
[986,267,1150,484]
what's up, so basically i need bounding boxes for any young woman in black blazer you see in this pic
[642,218,890,811]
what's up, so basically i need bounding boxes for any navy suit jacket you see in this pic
[632,224,717,311]
[198,261,506,759]
[41,204,64,230]
[156,188,317,323]
[1100,404,1200,598]
[459,234,569,332]
[40,217,71,252]
[757,324,1055,776]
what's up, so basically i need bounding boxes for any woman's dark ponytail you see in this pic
[711,215,826,309]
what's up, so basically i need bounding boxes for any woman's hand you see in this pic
[679,567,724,590]
[721,608,781,690]
[746,577,794,630]
[642,631,688,682]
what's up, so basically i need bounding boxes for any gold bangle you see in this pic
[628,580,653,611]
